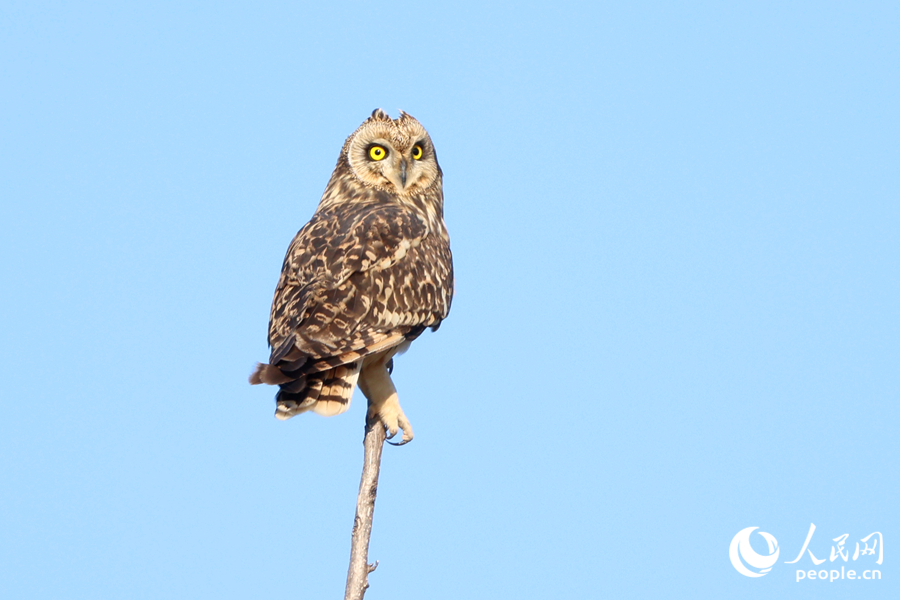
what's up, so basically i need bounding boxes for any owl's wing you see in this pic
[266,202,444,376]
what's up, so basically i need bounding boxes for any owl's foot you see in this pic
[359,348,414,445]
[367,396,414,445]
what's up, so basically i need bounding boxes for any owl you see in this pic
[250,109,453,445]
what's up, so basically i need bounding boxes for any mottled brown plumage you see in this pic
[250,109,453,444]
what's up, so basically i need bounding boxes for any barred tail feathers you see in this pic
[272,362,360,420]
[310,361,361,417]
[274,376,323,420]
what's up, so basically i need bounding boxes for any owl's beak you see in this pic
[399,159,408,187]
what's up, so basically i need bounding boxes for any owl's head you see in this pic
[342,109,441,195]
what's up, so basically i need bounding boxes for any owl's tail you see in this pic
[250,361,361,420]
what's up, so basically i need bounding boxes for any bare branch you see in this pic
[344,421,387,600]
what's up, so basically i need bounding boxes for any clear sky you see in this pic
[1,2,897,599]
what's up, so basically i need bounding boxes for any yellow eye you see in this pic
[368,145,387,161]
[412,144,423,160]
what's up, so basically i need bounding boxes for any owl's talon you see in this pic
[366,402,414,446]
[386,434,412,447]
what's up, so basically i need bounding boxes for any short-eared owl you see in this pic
[250,109,453,445]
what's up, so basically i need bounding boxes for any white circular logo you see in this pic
[729,526,780,577]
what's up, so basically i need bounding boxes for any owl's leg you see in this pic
[358,351,413,445]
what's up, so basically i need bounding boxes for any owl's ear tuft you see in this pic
[370,108,391,121]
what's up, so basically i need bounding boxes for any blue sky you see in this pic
[1,1,897,598]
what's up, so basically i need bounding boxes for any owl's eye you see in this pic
[368,145,388,161]
[412,144,423,160]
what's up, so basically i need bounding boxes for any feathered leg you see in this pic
[358,349,413,445]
